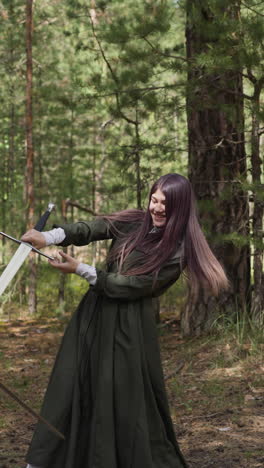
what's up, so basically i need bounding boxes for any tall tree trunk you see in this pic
[135,107,142,210]
[182,0,250,335]
[36,69,44,218]
[250,77,264,324]
[25,0,36,314]
[1,0,15,265]
[1,130,7,264]
[8,0,15,194]
[1,198,7,266]
[58,200,68,312]
[91,136,97,267]
[58,101,76,311]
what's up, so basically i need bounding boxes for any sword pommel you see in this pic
[34,203,55,232]
[48,203,55,212]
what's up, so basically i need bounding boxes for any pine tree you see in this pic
[239,0,264,323]
[182,0,251,335]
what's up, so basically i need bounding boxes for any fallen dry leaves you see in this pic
[0,317,263,468]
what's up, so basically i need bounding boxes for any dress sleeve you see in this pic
[42,228,66,246]
[52,217,115,246]
[92,258,184,300]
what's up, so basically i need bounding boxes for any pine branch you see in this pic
[64,199,100,216]
[88,10,137,126]
[81,83,185,101]
[245,68,257,84]
[142,37,187,62]
[241,2,264,17]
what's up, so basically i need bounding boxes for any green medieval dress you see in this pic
[26,218,188,468]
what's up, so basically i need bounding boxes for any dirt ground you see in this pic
[0,316,263,468]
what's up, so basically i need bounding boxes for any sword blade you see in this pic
[0,232,55,261]
[0,203,55,297]
[0,243,32,296]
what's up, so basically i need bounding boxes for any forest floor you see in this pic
[0,314,263,468]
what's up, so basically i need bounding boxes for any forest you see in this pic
[0,1,263,467]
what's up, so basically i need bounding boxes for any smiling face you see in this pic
[149,188,166,227]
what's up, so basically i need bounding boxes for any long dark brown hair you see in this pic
[103,173,229,296]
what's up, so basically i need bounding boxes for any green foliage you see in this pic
[159,275,187,313]
[0,0,263,318]
[211,310,264,350]
[36,263,88,316]
[0,0,187,231]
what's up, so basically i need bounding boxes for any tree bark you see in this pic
[1,200,7,265]
[25,0,36,315]
[8,0,15,193]
[135,107,142,210]
[250,77,264,324]
[182,0,250,335]
[58,200,68,312]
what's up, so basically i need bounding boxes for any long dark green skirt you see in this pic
[26,289,188,467]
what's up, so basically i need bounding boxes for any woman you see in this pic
[23,173,228,468]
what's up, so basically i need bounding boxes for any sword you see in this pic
[0,381,65,440]
[0,232,55,261]
[0,203,55,296]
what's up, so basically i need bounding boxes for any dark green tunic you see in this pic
[26,218,188,468]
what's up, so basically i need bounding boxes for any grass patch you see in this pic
[0,397,17,411]
[201,379,225,397]
[12,377,30,391]
[244,450,264,459]
[198,379,244,410]
[0,416,7,429]
[170,378,186,399]
[1,357,13,370]
[211,312,264,351]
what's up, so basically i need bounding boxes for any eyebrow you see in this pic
[151,195,166,203]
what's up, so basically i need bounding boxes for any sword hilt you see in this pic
[34,203,55,232]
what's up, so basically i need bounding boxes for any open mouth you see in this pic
[153,214,166,221]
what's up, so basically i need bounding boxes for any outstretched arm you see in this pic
[48,251,97,285]
[92,261,183,300]
[52,218,115,246]
[21,227,65,249]
[48,250,184,300]
[21,217,116,249]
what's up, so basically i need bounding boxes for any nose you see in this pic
[155,203,164,213]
